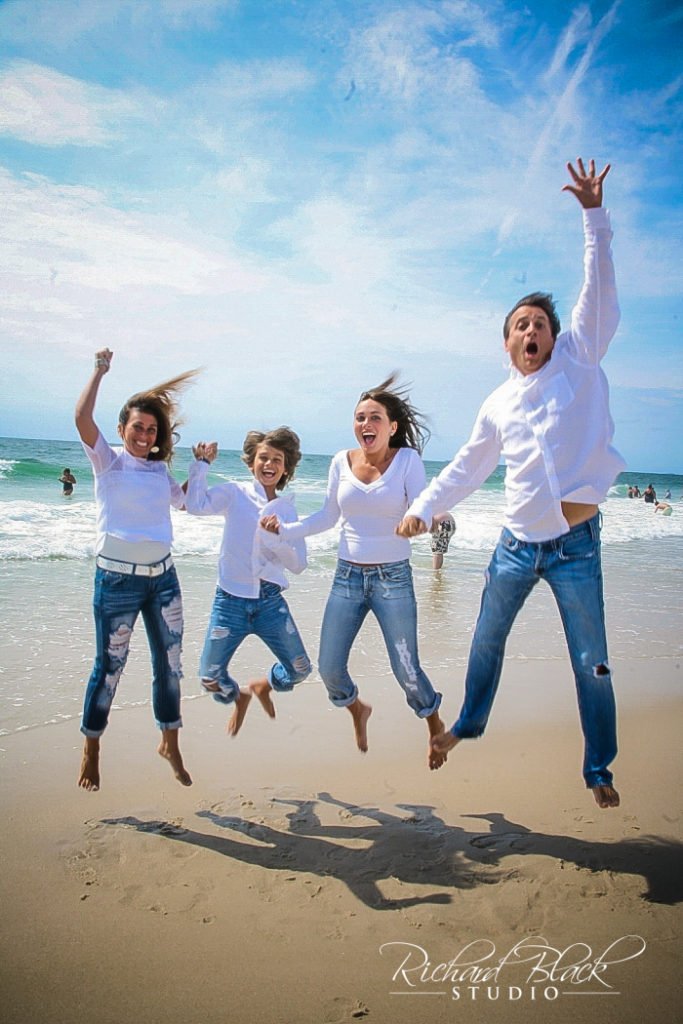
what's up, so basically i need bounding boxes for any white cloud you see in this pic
[0,60,141,146]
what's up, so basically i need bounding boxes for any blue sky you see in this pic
[0,0,681,472]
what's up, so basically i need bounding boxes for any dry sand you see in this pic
[1,656,681,1024]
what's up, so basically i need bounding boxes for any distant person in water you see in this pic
[643,483,656,504]
[185,430,311,738]
[59,468,76,496]
[632,485,641,497]
[397,158,623,809]
[75,348,198,792]
[430,512,456,570]
[655,501,672,516]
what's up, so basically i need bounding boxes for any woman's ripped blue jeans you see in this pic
[318,559,441,718]
[81,565,184,737]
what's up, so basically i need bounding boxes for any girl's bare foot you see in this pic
[158,729,192,786]
[347,698,372,753]
[248,679,276,718]
[592,784,620,808]
[78,736,101,791]
[426,712,450,770]
[227,689,252,737]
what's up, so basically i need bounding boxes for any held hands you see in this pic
[260,514,281,535]
[94,348,113,374]
[192,441,218,463]
[395,515,428,538]
[562,157,610,209]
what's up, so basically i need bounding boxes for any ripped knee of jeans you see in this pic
[292,654,312,681]
[107,622,132,664]
[593,662,610,677]
[161,595,183,636]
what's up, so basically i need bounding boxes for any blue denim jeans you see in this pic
[199,581,311,704]
[81,565,184,737]
[453,514,617,788]
[318,559,441,718]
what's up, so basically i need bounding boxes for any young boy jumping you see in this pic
[397,158,624,809]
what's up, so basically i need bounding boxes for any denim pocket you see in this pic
[334,561,353,582]
[501,531,522,553]
[558,528,598,561]
[379,560,412,585]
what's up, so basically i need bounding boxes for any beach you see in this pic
[2,558,682,1024]
[1,438,682,1022]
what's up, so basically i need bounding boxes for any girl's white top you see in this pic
[83,430,185,553]
[186,460,306,599]
[280,446,426,564]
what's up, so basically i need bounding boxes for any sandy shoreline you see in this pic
[1,653,681,1024]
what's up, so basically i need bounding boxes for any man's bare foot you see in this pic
[158,729,192,786]
[429,729,460,769]
[78,736,100,792]
[227,689,252,737]
[249,679,276,718]
[347,698,372,753]
[426,712,450,770]
[592,784,620,808]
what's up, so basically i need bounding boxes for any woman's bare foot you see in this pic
[78,736,101,791]
[248,679,276,718]
[426,712,450,770]
[158,729,192,786]
[592,784,620,808]
[347,698,372,753]
[227,689,252,737]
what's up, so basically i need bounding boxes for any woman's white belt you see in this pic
[96,554,173,577]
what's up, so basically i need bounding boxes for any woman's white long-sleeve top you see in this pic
[280,446,426,563]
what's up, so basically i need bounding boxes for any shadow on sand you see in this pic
[103,792,682,911]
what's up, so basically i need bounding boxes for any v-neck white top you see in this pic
[279,447,426,564]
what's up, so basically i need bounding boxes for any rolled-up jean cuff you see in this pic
[155,717,183,731]
[81,724,106,739]
[329,686,359,709]
[414,691,442,718]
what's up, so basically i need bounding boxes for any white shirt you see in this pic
[408,207,626,543]
[185,460,306,599]
[281,447,426,563]
[83,430,185,553]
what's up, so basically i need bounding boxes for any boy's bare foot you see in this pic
[426,712,449,770]
[592,784,620,808]
[347,698,372,753]
[227,689,252,737]
[158,729,192,786]
[249,679,276,718]
[78,736,101,791]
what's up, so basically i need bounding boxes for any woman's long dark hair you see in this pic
[119,369,200,464]
[358,373,430,455]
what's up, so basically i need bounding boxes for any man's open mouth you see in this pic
[525,342,538,356]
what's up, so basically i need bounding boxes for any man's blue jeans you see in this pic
[199,581,311,703]
[453,514,617,788]
[81,565,184,737]
[318,559,441,718]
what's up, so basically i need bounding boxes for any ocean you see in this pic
[1,436,681,737]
